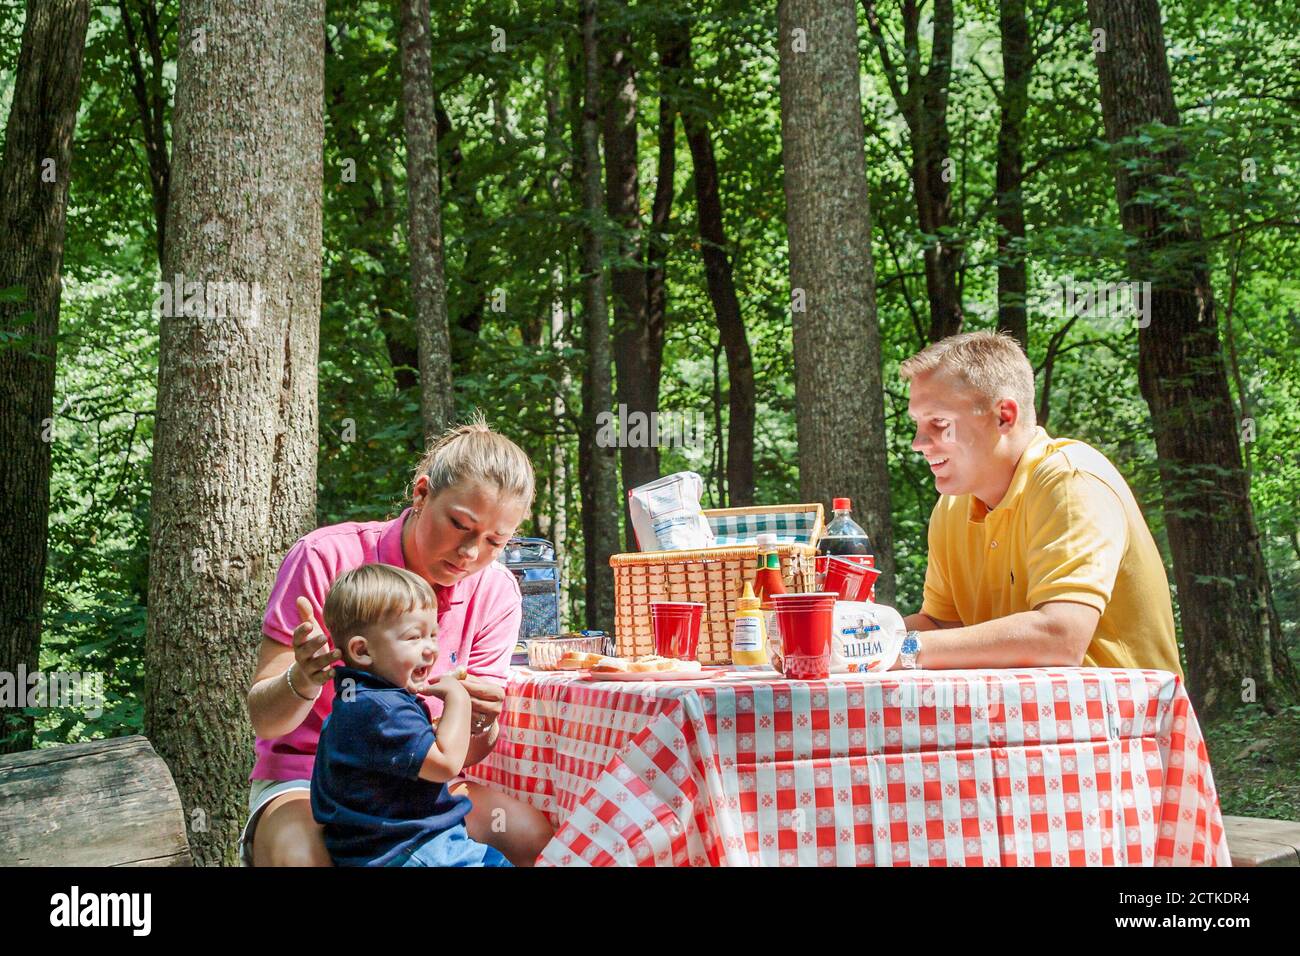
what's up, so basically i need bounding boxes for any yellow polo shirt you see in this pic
[920,427,1183,676]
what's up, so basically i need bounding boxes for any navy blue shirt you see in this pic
[310,666,472,866]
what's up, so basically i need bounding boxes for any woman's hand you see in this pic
[290,596,340,694]
[459,675,505,735]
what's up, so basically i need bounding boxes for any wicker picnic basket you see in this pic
[609,503,824,665]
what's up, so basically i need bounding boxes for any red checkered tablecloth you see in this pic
[462,667,1229,867]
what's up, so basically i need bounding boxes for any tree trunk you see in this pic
[670,20,756,506]
[779,0,895,603]
[863,0,962,342]
[643,25,675,405]
[544,52,573,627]
[577,0,619,630]
[118,0,171,273]
[399,0,455,441]
[601,1,660,549]
[0,0,90,756]
[994,0,1029,349]
[145,0,323,864]
[1089,0,1299,715]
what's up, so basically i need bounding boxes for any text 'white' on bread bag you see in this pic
[830,601,907,673]
[627,472,716,551]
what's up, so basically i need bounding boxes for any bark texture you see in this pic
[601,1,659,546]
[399,0,455,440]
[145,0,323,864]
[1089,0,1299,715]
[0,0,91,756]
[670,19,756,506]
[577,0,619,630]
[779,0,896,602]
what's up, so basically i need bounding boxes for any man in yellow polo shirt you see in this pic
[895,330,1182,676]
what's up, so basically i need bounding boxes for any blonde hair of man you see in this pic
[323,563,437,667]
[410,411,536,513]
[899,330,1037,430]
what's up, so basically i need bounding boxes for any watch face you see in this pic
[902,635,919,654]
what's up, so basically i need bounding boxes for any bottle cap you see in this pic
[756,532,777,548]
[738,579,761,611]
[833,497,851,511]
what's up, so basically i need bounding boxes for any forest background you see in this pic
[1,0,1297,863]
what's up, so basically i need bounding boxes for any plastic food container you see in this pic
[525,634,614,671]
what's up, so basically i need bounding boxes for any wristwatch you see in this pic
[900,630,922,670]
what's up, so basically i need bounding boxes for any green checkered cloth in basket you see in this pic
[708,510,820,546]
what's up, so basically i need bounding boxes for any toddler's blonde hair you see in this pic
[323,563,436,665]
[899,330,1037,428]
[411,412,536,513]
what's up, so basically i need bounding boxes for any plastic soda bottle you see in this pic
[817,498,876,601]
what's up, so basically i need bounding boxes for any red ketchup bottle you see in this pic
[752,532,787,606]
[752,532,787,670]
[817,498,876,602]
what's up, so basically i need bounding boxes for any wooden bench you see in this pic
[0,735,192,866]
[1223,815,1300,867]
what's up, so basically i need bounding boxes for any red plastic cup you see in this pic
[770,592,836,679]
[823,557,881,602]
[650,601,705,660]
[816,554,879,602]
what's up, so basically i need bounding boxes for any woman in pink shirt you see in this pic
[241,420,554,866]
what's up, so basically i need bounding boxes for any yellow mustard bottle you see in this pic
[731,580,769,669]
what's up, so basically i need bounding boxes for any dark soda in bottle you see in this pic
[817,497,876,601]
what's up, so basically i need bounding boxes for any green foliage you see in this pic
[13,0,1300,749]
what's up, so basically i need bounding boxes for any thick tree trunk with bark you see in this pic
[779,0,895,603]
[1089,0,1299,715]
[670,20,756,506]
[995,0,1029,349]
[601,2,658,547]
[145,0,323,864]
[0,0,90,756]
[863,0,962,343]
[399,0,455,440]
[577,0,619,630]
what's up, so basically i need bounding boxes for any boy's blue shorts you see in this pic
[385,824,513,867]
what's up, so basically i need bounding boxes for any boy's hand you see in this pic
[425,672,470,701]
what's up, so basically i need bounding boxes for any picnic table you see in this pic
[463,666,1229,866]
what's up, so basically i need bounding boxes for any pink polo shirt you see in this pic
[251,508,522,782]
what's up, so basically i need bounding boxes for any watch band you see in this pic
[900,630,922,670]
